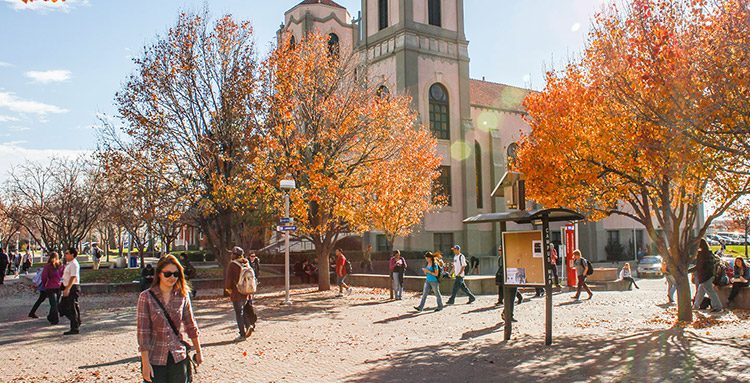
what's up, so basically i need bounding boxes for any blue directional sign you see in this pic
[278,225,297,232]
[279,217,294,224]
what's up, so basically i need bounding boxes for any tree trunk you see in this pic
[674,273,693,322]
[317,245,332,291]
[139,245,146,269]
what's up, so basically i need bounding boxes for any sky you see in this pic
[0,0,608,177]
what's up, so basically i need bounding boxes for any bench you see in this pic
[717,284,750,309]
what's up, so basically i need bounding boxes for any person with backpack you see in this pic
[414,252,444,312]
[91,243,102,270]
[570,249,593,301]
[335,248,352,297]
[389,250,407,300]
[29,251,64,323]
[141,263,155,292]
[137,254,203,383]
[224,246,256,342]
[446,245,476,305]
[689,239,723,313]
[180,254,197,299]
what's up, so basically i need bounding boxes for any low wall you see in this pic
[718,285,750,308]
[586,268,619,282]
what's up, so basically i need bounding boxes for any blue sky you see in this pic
[0,0,607,172]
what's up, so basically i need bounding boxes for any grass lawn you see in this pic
[79,266,227,284]
[710,245,750,257]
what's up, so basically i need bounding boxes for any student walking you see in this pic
[728,257,750,308]
[414,252,443,312]
[389,250,407,300]
[224,247,255,342]
[91,243,103,270]
[446,245,476,305]
[248,251,261,278]
[618,263,639,289]
[60,248,81,335]
[141,264,155,292]
[662,261,677,304]
[335,249,352,297]
[137,254,203,383]
[690,239,723,313]
[570,250,593,301]
[550,245,561,288]
[29,252,64,323]
[0,248,8,284]
[21,251,32,274]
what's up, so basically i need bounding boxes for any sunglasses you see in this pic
[162,271,180,278]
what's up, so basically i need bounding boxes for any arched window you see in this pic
[429,83,449,139]
[377,85,390,99]
[428,0,442,27]
[507,142,519,167]
[475,141,483,209]
[289,35,296,50]
[328,33,340,56]
[378,0,389,30]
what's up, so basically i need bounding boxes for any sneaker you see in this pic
[234,335,247,342]
[467,297,476,304]
[495,301,503,306]
[347,287,353,295]
[244,326,255,338]
[445,300,455,305]
[710,308,724,313]
[413,306,423,312]
[28,313,38,319]
[63,330,79,336]
[434,307,443,312]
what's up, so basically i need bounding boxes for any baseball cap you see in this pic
[452,245,461,251]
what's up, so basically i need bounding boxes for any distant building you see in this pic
[278,0,703,264]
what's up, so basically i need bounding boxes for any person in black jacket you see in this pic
[248,252,260,278]
[689,239,723,312]
[0,248,8,284]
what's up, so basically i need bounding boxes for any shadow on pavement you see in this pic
[343,327,750,383]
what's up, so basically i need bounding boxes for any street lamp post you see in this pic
[280,175,296,306]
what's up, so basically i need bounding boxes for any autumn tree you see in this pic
[516,0,750,322]
[100,11,264,266]
[0,200,22,252]
[254,34,441,290]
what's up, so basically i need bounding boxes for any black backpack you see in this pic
[585,259,595,276]
[345,260,353,275]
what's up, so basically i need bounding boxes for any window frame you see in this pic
[428,83,450,140]
[378,0,389,30]
[428,0,442,27]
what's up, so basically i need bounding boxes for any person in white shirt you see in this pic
[446,245,476,305]
[617,263,639,290]
[61,248,81,335]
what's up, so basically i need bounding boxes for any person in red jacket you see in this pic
[335,248,352,297]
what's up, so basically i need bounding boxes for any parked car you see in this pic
[637,255,664,278]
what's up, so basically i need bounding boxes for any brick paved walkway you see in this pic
[0,279,748,383]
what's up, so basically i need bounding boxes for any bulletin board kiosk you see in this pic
[463,172,583,346]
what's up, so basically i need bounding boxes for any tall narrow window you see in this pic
[378,0,388,30]
[433,165,452,206]
[429,83,449,139]
[475,141,483,209]
[328,33,340,56]
[433,233,454,258]
[428,0,442,27]
[289,35,296,50]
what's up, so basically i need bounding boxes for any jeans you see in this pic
[693,277,722,310]
[666,274,677,302]
[232,299,248,336]
[60,285,81,331]
[729,281,749,302]
[30,290,47,315]
[574,275,592,298]
[551,264,560,286]
[447,276,475,302]
[392,272,404,300]
[147,352,190,383]
[47,288,61,324]
[416,281,443,310]
[623,277,639,289]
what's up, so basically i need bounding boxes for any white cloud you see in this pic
[0,91,68,115]
[25,69,71,83]
[0,61,12,67]
[0,141,90,182]
[6,126,30,132]
[4,0,90,13]
[571,23,582,32]
[0,115,19,122]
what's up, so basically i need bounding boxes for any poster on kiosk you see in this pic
[502,231,547,287]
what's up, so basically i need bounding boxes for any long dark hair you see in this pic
[47,252,60,268]
[698,239,711,259]
[736,257,748,272]
[151,254,191,297]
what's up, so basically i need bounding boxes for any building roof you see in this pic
[469,79,531,113]
[297,0,346,9]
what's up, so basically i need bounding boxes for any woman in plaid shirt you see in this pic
[137,255,203,382]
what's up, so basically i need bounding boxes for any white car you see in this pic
[637,256,663,277]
